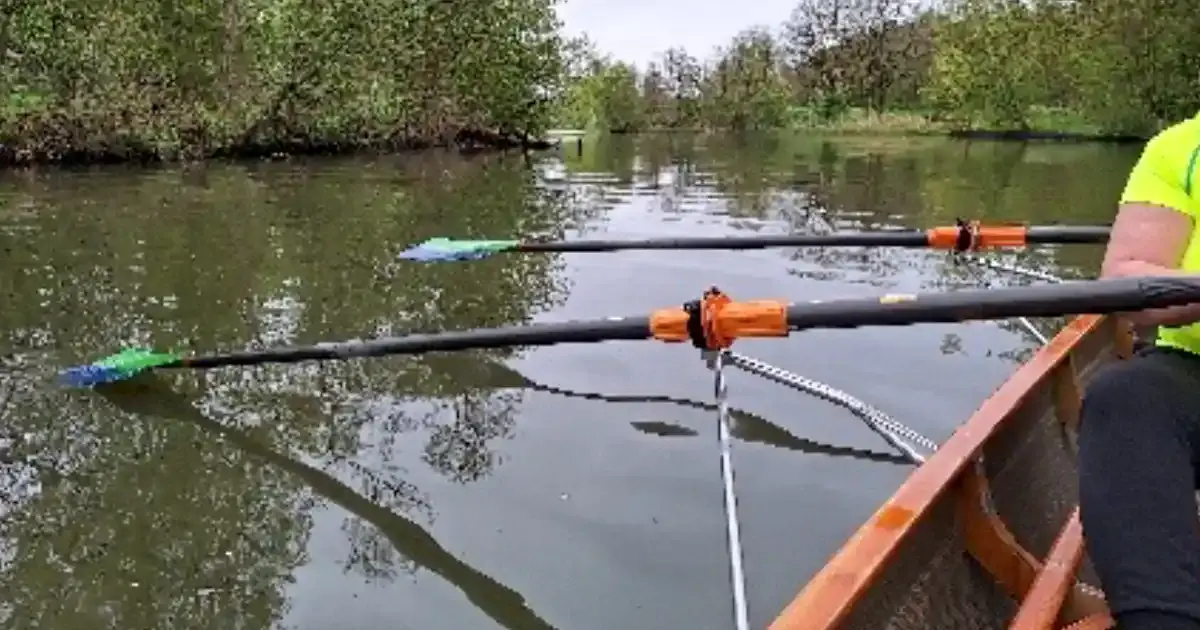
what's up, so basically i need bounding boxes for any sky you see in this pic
[555,0,798,68]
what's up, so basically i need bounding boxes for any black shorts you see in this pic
[1080,345,1200,629]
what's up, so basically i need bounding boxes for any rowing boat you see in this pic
[770,314,1132,630]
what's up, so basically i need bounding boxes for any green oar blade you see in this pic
[397,237,519,262]
[60,348,184,387]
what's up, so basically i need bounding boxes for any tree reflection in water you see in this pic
[98,376,561,630]
[0,154,576,629]
[0,134,1125,628]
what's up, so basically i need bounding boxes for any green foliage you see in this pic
[558,0,1200,137]
[7,0,1200,161]
[555,5,936,132]
[559,59,645,132]
[0,0,566,163]
[702,29,793,130]
[922,1,1045,128]
[926,0,1200,134]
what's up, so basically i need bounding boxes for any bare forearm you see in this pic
[1103,260,1200,326]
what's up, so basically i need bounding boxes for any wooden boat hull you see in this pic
[771,314,1134,630]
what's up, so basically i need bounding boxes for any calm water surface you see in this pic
[0,134,1137,629]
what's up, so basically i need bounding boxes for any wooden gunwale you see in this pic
[769,314,1108,630]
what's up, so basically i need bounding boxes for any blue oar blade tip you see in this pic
[58,365,126,388]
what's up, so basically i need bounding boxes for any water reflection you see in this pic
[778,187,1094,365]
[96,376,559,630]
[0,373,307,629]
[417,354,911,463]
[0,155,579,629]
[559,134,1119,294]
[0,133,1134,629]
[518,376,911,465]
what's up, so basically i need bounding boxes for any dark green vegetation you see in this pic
[0,0,565,165]
[559,0,1200,138]
[1,0,1185,167]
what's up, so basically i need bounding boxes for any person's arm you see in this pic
[1102,131,1200,327]
[1102,205,1200,326]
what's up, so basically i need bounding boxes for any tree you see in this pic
[659,47,704,127]
[641,62,670,127]
[702,27,792,130]
[0,0,568,163]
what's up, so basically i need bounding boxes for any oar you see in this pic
[396,222,1110,262]
[60,275,1196,388]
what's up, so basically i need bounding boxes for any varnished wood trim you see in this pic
[959,463,1041,598]
[1008,509,1083,630]
[1112,318,1134,360]
[1051,359,1081,430]
[769,315,1107,630]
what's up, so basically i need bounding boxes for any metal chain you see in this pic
[953,253,1066,285]
[723,351,934,461]
[953,254,1053,345]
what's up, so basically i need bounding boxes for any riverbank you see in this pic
[0,112,559,168]
[0,106,1147,171]
[558,106,1152,145]
[787,106,1151,143]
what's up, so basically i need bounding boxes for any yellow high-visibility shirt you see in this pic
[1120,116,1200,354]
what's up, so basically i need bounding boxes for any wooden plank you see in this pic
[959,464,1043,601]
[1008,508,1084,630]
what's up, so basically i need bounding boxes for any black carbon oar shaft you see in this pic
[177,317,653,368]
[510,224,1111,253]
[170,275,1196,371]
[782,276,1200,330]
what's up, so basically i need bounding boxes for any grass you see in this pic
[550,101,1133,141]
[1020,106,1106,136]
[790,106,948,135]
[787,105,1118,138]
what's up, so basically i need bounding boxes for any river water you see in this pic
[0,133,1136,629]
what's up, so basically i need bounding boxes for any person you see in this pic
[1081,115,1200,630]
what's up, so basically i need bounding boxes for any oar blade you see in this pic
[397,237,518,262]
[59,348,182,388]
